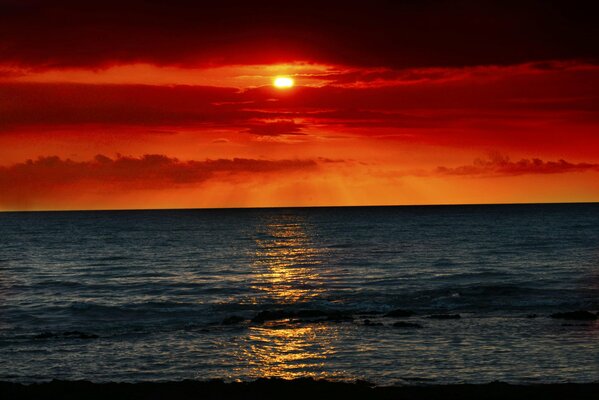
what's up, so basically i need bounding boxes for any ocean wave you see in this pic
[2,204,599,383]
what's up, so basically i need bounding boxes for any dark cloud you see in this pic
[0,153,334,208]
[436,153,599,177]
[0,154,319,187]
[2,62,598,133]
[0,83,244,129]
[0,1,598,69]
[211,138,230,144]
[0,154,325,207]
[245,120,305,136]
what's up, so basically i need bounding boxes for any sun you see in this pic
[273,76,294,89]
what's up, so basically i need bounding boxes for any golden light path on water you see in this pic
[232,215,346,380]
[250,215,324,304]
[223,214,598,381]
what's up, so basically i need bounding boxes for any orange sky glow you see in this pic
[1,2,598,210]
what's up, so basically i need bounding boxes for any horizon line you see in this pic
[1,201,598,214]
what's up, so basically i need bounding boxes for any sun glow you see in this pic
[273,76,294,89]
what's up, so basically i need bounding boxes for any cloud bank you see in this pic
[1,1,597,69]
[0,154,330,208]
[437,153,599,177]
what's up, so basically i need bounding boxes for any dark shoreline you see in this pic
[2,379,598,400]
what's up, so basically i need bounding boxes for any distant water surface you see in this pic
[0,204,598,383]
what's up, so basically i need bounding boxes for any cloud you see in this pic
[0,154,326,208]
[436,153,599,177]
[1,1,597,69]
[315,61,598,88]
[3,60,598,135]
[0,83,244,129]
[244,120,305,136]
[0,154,320,186]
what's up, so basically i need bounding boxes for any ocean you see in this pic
[0,204,598,384]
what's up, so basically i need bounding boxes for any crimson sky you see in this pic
[1,0,598,210]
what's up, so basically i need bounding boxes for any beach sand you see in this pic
[2,379,597,400]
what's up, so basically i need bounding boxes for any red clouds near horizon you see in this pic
[1,152,595,210]
[0,154,326,209]
[436,154,599,177]
[1,1,598,210]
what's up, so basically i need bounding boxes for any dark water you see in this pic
[1,204,598,384]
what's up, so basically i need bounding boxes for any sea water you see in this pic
[0,204,598,383]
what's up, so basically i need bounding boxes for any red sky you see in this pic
[1,0,598,210]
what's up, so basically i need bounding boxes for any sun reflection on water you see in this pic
[249,215,325,304]
[233,214,345,380]
[237,324,343,380]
